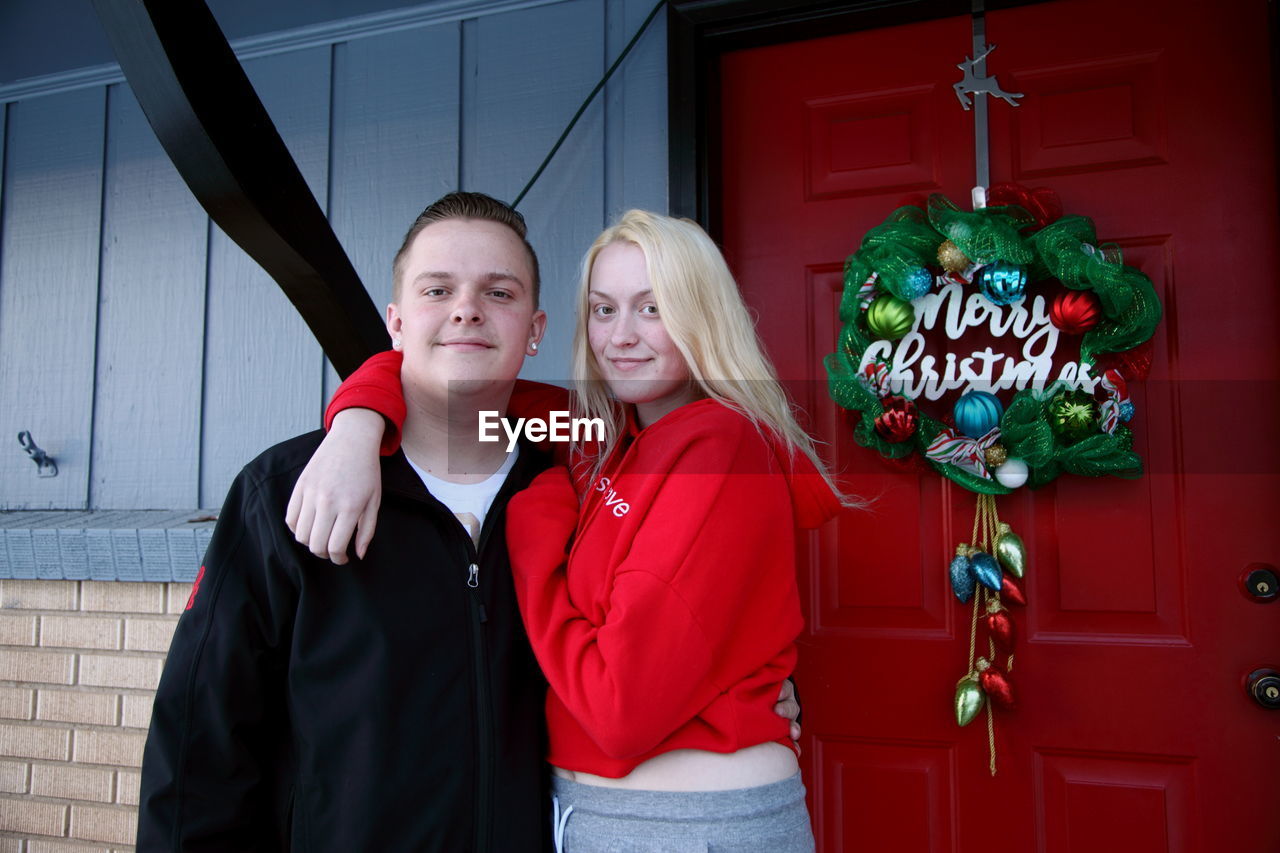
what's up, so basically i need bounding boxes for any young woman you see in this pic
[296,211,845,852]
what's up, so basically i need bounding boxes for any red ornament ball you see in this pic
[1050,290,1102,334]
[874,396,919,443]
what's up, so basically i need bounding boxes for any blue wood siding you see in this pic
[91,84,209,509]
[0,0,667,513]
[0,90,107,510]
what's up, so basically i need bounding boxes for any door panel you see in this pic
[720,1,1279,850]
[1009,51,1168,178]
[819,739,955,853]
[1035,750,1195,853]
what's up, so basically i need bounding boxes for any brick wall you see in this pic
[0,580,188,851]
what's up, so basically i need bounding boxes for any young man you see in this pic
[137,193,554,851]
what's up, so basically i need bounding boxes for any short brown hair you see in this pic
[391,191,540,306]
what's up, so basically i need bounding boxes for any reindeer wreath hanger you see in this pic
[954,43,1023,111]
[824,22,1162,775]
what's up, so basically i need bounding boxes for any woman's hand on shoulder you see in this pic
[286,408,386,564]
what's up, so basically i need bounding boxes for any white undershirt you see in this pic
[405,448,518,545]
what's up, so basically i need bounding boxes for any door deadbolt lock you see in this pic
[1240,564,1279,603]
[1246,669,1280,710]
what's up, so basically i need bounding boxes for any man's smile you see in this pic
[437,336,495,351]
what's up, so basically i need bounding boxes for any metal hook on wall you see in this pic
[18,431,58,478]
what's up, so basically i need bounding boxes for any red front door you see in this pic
[720,2,1280,850]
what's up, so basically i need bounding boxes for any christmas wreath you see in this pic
[825,183,1162,493]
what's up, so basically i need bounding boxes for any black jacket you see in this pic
[137,430,552,852]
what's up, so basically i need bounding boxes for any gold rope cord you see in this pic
[971,494,1003,775]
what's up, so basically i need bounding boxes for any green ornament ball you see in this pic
[1049,390,1099,442]
[866,294,916,340]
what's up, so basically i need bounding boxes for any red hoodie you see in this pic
[325,352,842,777]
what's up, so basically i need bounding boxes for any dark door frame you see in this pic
[665,0,1049,239]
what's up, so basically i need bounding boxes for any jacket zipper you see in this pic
[468,460,525,853]
[391,448,538,852]
[464,546,493,853]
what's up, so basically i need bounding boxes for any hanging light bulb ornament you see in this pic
[1001,576,1027,606]
[865,294,916,340]
[993,522,1027,579]
[951,493,1025,774]
[950,545,976,603]
[976,658,1016,710]
[994,457,1029,489]
[970,551,1002,592]
[937,239,971,275]
[974,260,1029,306]
[953,390,1004,438]
[1049,289,1101,334]
[874,396,920,443]
[955,675,985,726]
[984,601,1016,651]
[1049,390,1099,442]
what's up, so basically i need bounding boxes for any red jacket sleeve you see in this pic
[324,351,406,455]
[323,349,569,456]
[506,419,800,760]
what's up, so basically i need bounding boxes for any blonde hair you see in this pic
[570,210,848,502]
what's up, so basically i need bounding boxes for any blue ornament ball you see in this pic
[901,267,933,300]
[1120,401,1135,422]
[975,261,1028,306]
[953,391,1004,438]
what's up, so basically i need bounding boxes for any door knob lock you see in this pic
[1246,669,1280,710]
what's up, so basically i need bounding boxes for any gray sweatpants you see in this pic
[549,773,815,853]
